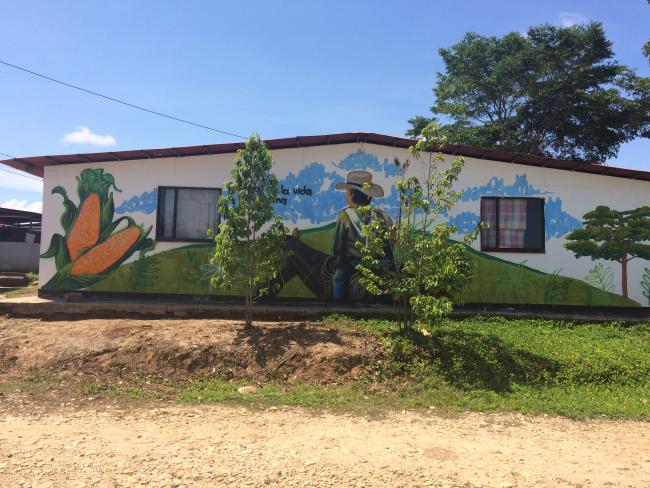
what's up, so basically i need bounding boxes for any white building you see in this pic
[3,133,649,307]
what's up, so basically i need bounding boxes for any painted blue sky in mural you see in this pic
[115,189,157,214]
[114,151,582,240]
[274,150,402,223]
[449,174,581,239]
[274,163,344,223]
[447,198,580,239]
[334,149,401,178]
[545,197,581,238]
[461,174,551,202]
[447,212,481,235]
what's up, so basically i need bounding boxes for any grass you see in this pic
[325,315,650,418]
[156,315,650,418]
[0,373,60,393]
[7,315,648,419]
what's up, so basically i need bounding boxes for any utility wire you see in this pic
[0,152,43,181]
[0,59,247,140]
[0,166,43,181]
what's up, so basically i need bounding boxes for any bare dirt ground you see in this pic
[1,403,649,488]
[1,316,650,487]
[0,317,378,384]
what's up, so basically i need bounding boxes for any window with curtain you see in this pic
[480,197,545,252]
[156,187,221,241]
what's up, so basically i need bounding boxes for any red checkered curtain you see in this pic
[480,199,498,248]
[498,199,527,248]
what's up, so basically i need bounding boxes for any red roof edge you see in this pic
[0,132,648,182]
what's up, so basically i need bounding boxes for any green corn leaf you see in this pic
[52,186,78,234]
[77,168,121,203]
[39,233,70,269]
[98,215,137,243]
[101,192,115,232]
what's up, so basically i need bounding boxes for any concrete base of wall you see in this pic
[1,295,649,322]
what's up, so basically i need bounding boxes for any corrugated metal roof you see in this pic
[0,207,42,219]
[1,132,649,181]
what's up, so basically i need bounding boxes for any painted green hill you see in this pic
[89,223,638,307]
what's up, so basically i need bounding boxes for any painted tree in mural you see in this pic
[408,22,650,162]
[565,206,650,299]
[210,134,285,328]
[355,123,480,331]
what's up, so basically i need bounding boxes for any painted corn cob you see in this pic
[67,193,100,260]
[70,226,141,275]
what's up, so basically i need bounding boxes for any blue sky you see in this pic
[1,0,649,212]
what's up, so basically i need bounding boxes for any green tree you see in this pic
[210,134,285,328]
[565,206,650,299]
[356,123,480,331]
[408,22,650,162]
[645,1,650,66]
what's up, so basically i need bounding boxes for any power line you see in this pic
[0,152,43,181]
[0,166,43,182]
[0,59,247,140]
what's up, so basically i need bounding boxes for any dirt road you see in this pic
[1,404,649,488]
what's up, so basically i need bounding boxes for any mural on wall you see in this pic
[266,170,393,302]
[115,189,158,215]
[585,263,615,293]
[40,154,649,307]
[450,174,582,239]
[565,205,650,299]
[40,168,155,290]
[643,268,650,305]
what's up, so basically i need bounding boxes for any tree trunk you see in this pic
[393,296,401,331]
[244,246,253,329]
[621,252,628,299]
[245,282,253,328]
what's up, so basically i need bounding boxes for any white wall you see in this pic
[39,142,650,305]
[0,242,40,272]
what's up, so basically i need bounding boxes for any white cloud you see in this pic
[0,169,43,192]
[1,199,42,213]
[59,126,117,146]
[559,12,588,27]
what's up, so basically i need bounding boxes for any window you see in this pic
[480,197,545,252]
[156,187,221,241]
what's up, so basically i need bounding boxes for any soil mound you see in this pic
[0,317,380,383]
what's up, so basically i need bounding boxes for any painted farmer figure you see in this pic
[331,171,393,300]
[266,170,393,302]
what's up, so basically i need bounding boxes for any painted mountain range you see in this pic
[114,150,581,239]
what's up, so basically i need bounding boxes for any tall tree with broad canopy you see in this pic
[565,206,650,299]
[408,22,650,162]
[645,1,650,66]
[210,134,285,328]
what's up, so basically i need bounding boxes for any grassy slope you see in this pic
[461,246,637,306]
[89,223,638,306]
[63,316,650,418]
[337,316,650,418]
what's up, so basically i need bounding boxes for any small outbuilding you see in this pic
[2,133,649,307]
[0,207,41,272]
